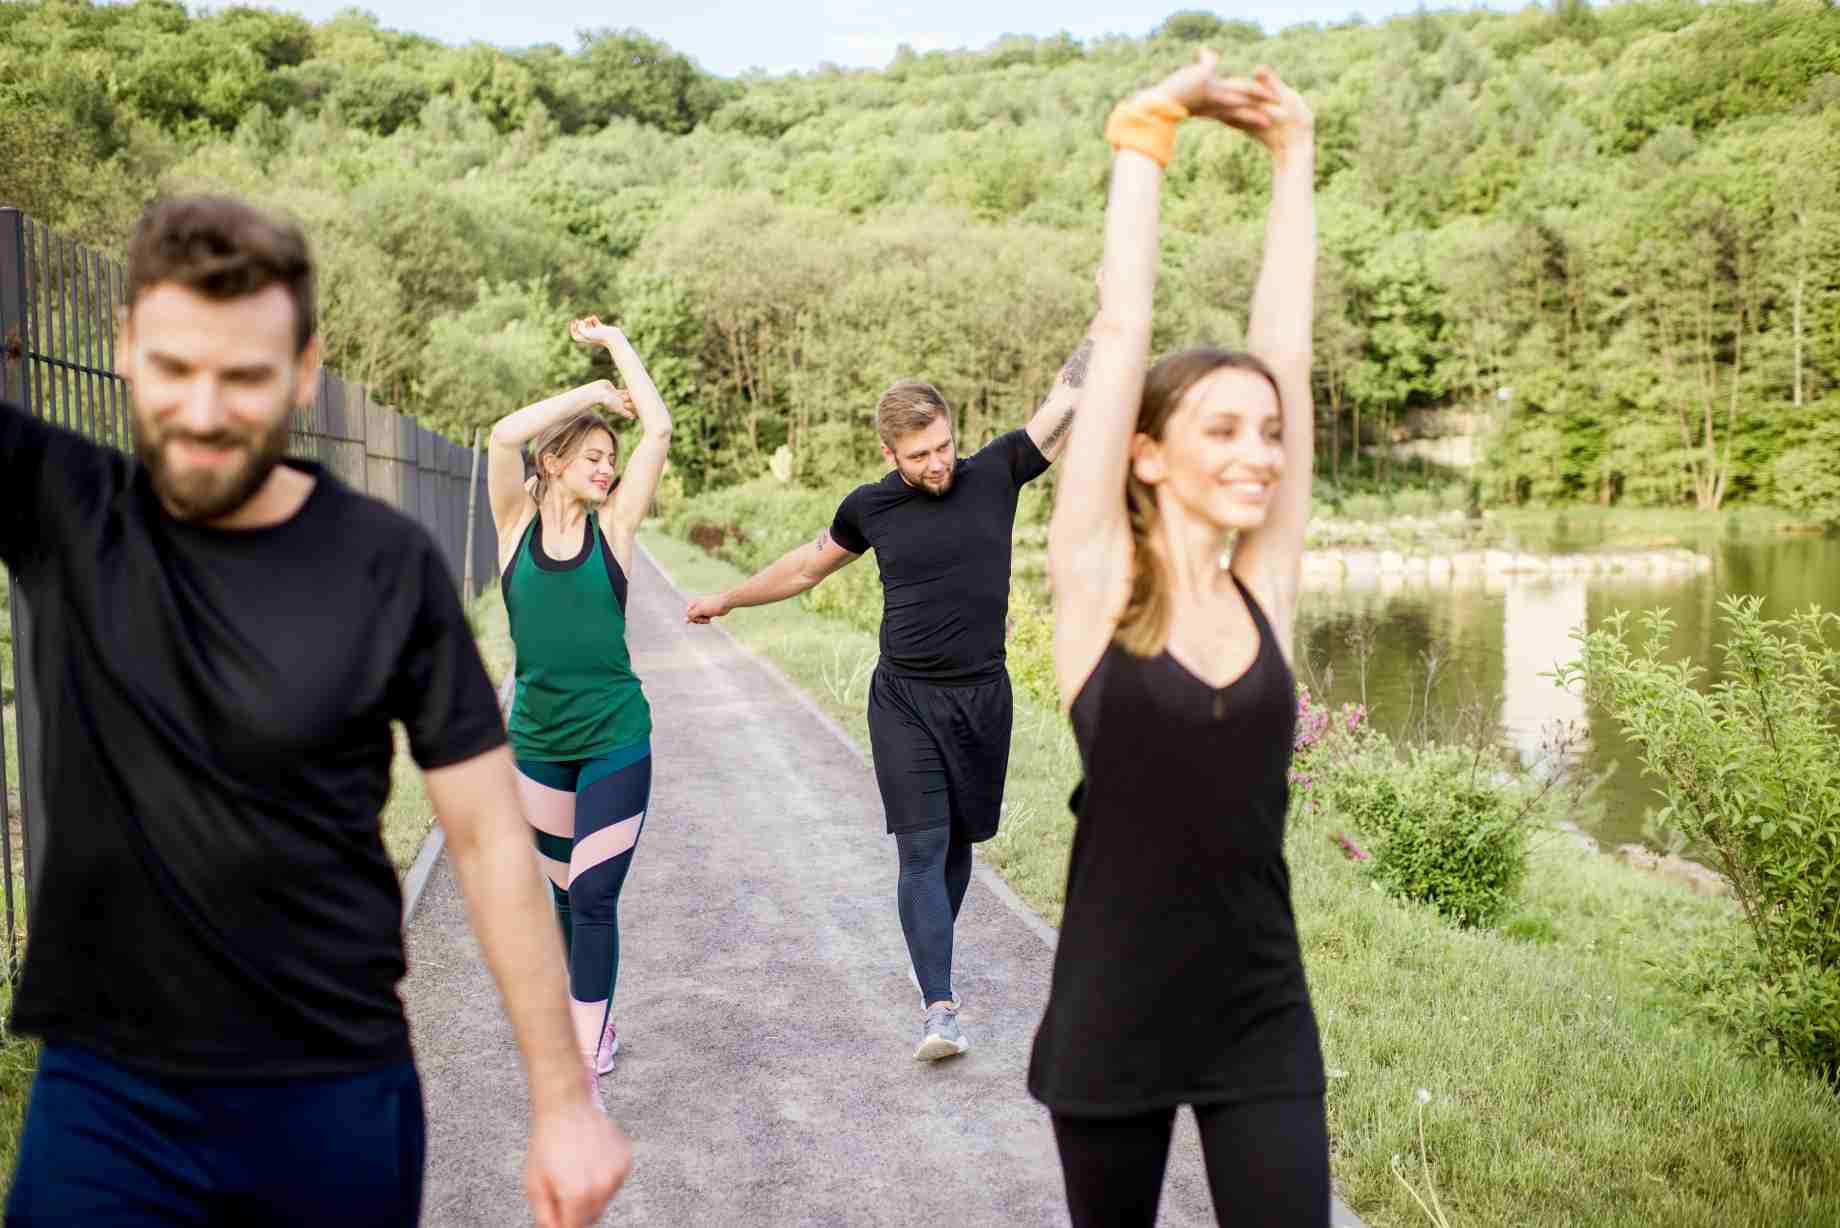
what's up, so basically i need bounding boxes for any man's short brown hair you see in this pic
[875,380,951,448]
[126,195,317,354]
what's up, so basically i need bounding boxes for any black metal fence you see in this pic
[0,206,496,979]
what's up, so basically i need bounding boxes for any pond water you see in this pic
[1292,523,1840,851]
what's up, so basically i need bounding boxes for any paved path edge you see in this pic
[401,824,446,927]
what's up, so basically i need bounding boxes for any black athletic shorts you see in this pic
[866,666,1014,841]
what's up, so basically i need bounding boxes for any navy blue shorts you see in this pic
[6,1045,424,1227]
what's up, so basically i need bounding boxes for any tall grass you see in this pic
[644,525,1840,1226]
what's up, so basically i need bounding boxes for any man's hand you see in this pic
[524,1102,632,1228]
[685,593,730,624]
[569,314,628,350]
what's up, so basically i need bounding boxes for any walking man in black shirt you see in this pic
[685,322,1095,1061]
[1,195,627,1228]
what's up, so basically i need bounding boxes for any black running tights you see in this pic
[894,825,972,1007]
[1050,1097,1329,1228]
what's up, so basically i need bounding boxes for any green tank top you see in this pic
[503,511,652,761]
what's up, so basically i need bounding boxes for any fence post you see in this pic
[0,208,43,952]
[462,430,482,599]
[0,208,29,969]
[10,592,42,918]
[363,386,395,508]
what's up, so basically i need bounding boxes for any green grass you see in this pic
[642,527,1840,1228]
[379,585,514,873]
[0,978,34,1194]
[1487,504,1817,549]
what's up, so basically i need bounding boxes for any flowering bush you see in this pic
[1289,686,1372,816]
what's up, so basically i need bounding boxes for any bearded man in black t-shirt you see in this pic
[686,323,1095,1063]
[0,196,626,1228]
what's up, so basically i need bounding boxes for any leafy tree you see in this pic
[560,29,738,135]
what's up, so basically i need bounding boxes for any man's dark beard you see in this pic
[906,469,954,498]
[136,416,292,522]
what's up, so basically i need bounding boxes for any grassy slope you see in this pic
[641,527,1840,1228]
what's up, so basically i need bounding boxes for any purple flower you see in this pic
[1331,831,1370,861]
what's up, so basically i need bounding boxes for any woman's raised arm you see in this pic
[485,372,630,540]
[1226,67,1317,649]
[574,318,672,541]
[1048,51,1278,704]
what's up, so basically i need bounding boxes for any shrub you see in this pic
[1339,492,1393,523]
[1324,740,1549,929]
[1005,585,1057,711]
[1290,685,1373,817]
[1560,597,1840,1079]
[663,476,848,573]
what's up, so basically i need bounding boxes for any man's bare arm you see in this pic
[685,528,859,623]
[1026,331,1097,464]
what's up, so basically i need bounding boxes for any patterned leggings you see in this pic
[514,740,652,1052]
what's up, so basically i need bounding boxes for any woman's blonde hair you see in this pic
[528,412,618,504]
[1116,347,1282,658]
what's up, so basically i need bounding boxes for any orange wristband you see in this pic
[1104,93,1190,169]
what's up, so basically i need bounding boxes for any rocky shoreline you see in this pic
[1552,821,1731,898]
[1302,545,1712,589]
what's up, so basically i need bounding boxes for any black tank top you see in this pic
[1027,574,1325,1116]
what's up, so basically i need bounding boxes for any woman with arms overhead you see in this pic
[1026,53,1329,1227]
[486,315,672,1099]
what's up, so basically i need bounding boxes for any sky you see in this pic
[228,0,1510,77]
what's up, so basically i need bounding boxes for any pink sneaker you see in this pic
[596,1019,620,1076]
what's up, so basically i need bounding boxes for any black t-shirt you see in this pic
[829,429,1049,684]
[0,399,506,1078]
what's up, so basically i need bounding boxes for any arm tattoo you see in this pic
[815,529,831,551]
[1059,337,1095,390]
[1043,406,1077,451]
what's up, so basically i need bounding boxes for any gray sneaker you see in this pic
[908,965,960,1012]
[914,1004,970,1061]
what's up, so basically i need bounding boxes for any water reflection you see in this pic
[1293,533,1840,849]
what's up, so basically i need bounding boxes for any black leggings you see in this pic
[1050,1097,1329,1228]
[894,825,973,1006]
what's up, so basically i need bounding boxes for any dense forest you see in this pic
[4,0,1839,514]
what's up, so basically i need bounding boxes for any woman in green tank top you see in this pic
[486,315,673,1100]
